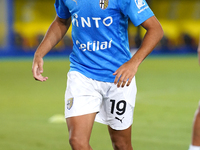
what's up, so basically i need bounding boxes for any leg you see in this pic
[108,125,133,150]
[192,102,200,146]
[100,81,136,150]
[66,113,96,150]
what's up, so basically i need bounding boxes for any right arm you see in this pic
[32,16,71,81]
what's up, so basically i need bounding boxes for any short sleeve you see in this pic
[119,0,154,26]
[54,0,71,19]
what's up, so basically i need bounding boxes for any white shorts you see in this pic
[64,71,137,130]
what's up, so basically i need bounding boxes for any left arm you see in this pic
[113,16,164,88]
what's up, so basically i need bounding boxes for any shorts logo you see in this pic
[115,117,124,123]
[135,0,146,9]
[99,0,109,10]
[67,98,74,110]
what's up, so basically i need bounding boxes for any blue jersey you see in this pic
[55,0,154,82]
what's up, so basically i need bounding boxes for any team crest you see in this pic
[67,98,74,110]
[99,0,109,10]
[135,0,145,9]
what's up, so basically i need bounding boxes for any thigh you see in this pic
[108,125,133,150]
[66,113,96,141]
[108,125,132,143]
[65,71,102,118]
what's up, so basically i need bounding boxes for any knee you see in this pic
[112,141,132,150]
[69,136,78,148]
[69,136,88,149]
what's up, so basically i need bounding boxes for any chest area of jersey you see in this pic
[64,0,119,29]
[63,0,117,15]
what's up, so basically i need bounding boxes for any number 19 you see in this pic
[110,99,126,115]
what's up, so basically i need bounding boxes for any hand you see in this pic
[113,60,138,88]
[32,55,48,82]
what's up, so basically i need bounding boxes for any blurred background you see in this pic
[0,1,200,150]
[0,0,200,57]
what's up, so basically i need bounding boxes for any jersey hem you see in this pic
[69,69,115,83]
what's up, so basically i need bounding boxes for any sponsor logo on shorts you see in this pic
[99,0,109,10]
[115,117,124,123]
[67,98,74,110]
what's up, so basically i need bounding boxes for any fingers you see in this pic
[34,75,48,82]
[38,64,43,74]
[115,76,133,88]
[32,64,39,79]
[34,72,48,82]
[126,79,132,87]
[32,66,48,82]
[113,71,133,88]
[32,58,48,82]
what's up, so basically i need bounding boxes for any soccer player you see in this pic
[32,0,163,149]
[188,37,200,150]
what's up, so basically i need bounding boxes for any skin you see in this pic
[32,16,71,81]
[32,15,163,150]
[113,16,163,88]
[66,113,96,150]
